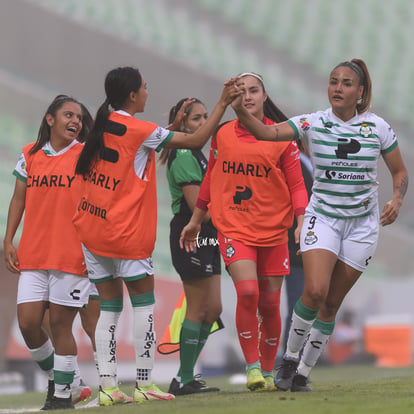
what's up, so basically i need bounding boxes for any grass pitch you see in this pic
[1,364,414,413]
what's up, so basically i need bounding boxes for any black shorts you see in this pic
[170,215,221,281]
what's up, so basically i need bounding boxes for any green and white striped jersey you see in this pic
[288,108,398,219]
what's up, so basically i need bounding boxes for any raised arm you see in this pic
[380,146,408,226]
[166,98,195,131]
[231,91,295,141]
[166,78,241,149]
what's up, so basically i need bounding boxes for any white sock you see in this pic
[285,312,315,360]
[29,338,54,381]
[133,305,155,386]
[72,358,81,388]
[297,327,330,378]
[54,354,75,398]
[93,351,100,376]
[95,310,121,389]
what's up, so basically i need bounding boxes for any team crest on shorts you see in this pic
[226,243,235,258]
[304,231,318,245]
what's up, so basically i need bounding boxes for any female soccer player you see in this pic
[73,66,241,406]
[3,95,96,410]
[160,97,222,395]
[180,73,308,392]
[231,59,408,391]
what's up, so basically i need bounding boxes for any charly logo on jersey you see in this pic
[359,122,372,138]
[321,117,340,129]
[304,231,318,245]
[226,243,235,258]
[70,289,81,301]
[27,174,76,188]
[299,117,310,131]
[310,340,324,349]
[265,337,279,346]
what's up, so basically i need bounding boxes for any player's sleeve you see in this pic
[142,125,174,152]
[195,137,218,211]
[280,141,309,217]
[379,119,398,154]
[287,113,313,143]
[12,152,28,183]
[170,151,203,186]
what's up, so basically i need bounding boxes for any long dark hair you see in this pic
[30,94,91,154]
[333,58,372,114]
[75,66,142,177]
[79,103,94,143]
[159,97,205,165]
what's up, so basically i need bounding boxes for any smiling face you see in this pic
[241,75,267,120]
[183,102,208,133]
[328,66,364,121]
[46,101,83,149]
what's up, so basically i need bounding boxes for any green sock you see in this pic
[194,322,212,363]
[178,319,202,384]
[262,370,273,378]
[285,300,319,360]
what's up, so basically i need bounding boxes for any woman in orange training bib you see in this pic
[3,95,97,410]
[73,66,241,406]
[181,73,308,392]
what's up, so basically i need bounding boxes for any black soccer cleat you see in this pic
[41,395,74,410]
[291,374,312,392]
[173,378,220,396]
[40,380,55,410]
[168,378,180,395]
[274,358,298,391]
